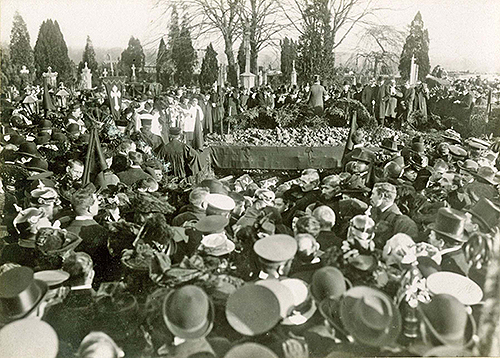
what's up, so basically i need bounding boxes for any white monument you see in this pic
[131,64,137,81]
[43,66,58,87]
[102,68,108,77]
[240,33,256,90]
[81,62,92,89]
[56,83,70,108]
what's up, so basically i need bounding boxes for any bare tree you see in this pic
[240,0,287,74]
[349,24,405,78]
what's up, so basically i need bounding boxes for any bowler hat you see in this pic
[0,267,49,323]
[224,343,278,358]
[7,134,26,146]
[457,159,479,174]
[467,197,500,232]
[381,138,400,152]
[254,234,297,262]
[226,283,282,336]
[428,207,467,242]
[195,216,229,234]
[169,127,182,136]
[66,123,80,135]
[418,294,476,347]
[51,132,68,143]
[0,319,59,358]
[311,266,349,302]
[34,133,51,145]
[39,120,52,130]
[163,285,214,339]
[17,142,41,158]
[340,286,401,347]
[25,157,49,172]
[255,279,295,319]
[408,153,428,171]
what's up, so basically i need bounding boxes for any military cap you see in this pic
[205,193,235,213]
[0,319,58,358]
[195,215,229,234]
[253,234,297,262]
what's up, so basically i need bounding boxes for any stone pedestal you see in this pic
[241,72,256,90]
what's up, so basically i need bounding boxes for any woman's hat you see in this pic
[418,294,476,347]
[449,144,468,158]
[226,283,282,336]
[35,227,83,256]
[442,129,462,144]
[0,267,49,323]
[428,207,467,242]
[200,233,235,256]
[0,318,59,358]
[340,286,401,347]
[162,285,214,339]
[466,137,490,150]
[17,142,41,158]
[467,197,500,232]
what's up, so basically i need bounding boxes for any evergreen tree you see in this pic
[33,19,73,83]
[237,41,245,75]
[1,47,16,94]
[119,36,145,77]
[199,43,219,88]
[280,37,297,83]
[399,12,430,81]
[156,37,175,87]
[78,36,99,75]
[171,16,196,85]
[9,11,35,87]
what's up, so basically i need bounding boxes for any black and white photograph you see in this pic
[0,0,499,356]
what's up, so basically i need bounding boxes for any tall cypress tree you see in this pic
[156,38,175,87]
[1,47,16,93]
[9,12,35,87]
[280,37,297,83]
[199,43,219,88]
[399,12,430,81]
[78,36,98,75]
[172,15,196,85]
[34,19,73,83]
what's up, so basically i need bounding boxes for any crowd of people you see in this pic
[0,74,499,358]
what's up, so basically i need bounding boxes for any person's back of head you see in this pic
[312,205,336,231]
[63,252,94,287]
[189,187,210,209]
[71,186,97,217]
[128,151,143,166]
[135,177,158,193]
[295,233,319,262]
[295,215,321,238]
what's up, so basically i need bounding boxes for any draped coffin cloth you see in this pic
[209,145,345,170]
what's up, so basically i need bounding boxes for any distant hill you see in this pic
[68,46,123,65]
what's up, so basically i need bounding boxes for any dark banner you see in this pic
[209,145,344,170]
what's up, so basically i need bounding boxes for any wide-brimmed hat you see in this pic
[224,343,278,358]
[34,133,52,145]
[17,142,41,158]
[0,318,59,358]
[311,266,350,302]
[408,153,428,171]
[195,216,229,234]
[226,283,282,336]
[200,233,235,256]
[35,227,83,256]
[381,138,400,152]
[457,159,479,174]
[33,270,70,289]
[418,294,476,347]
[163,285,214,339]
[0,267,49,323]
[339,286,401,347]
[467,197,500,232]
[474,166,497,185]
[466,137,490,150]
[442,129,462,144]
[253,234,297,262]
[449,144,468,158]
[428,207,467,242]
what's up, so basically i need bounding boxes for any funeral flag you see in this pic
[103,77,126,121]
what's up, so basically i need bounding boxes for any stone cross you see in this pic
[20,65,29,75]
[110,85,121,112]
[291,60,297,86]
[102,68,108,77]
[43,66,58,87]
[131,64,136,78]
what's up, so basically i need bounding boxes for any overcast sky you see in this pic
[1,0,499,73]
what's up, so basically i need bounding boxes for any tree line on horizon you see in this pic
[1,2,431,93]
